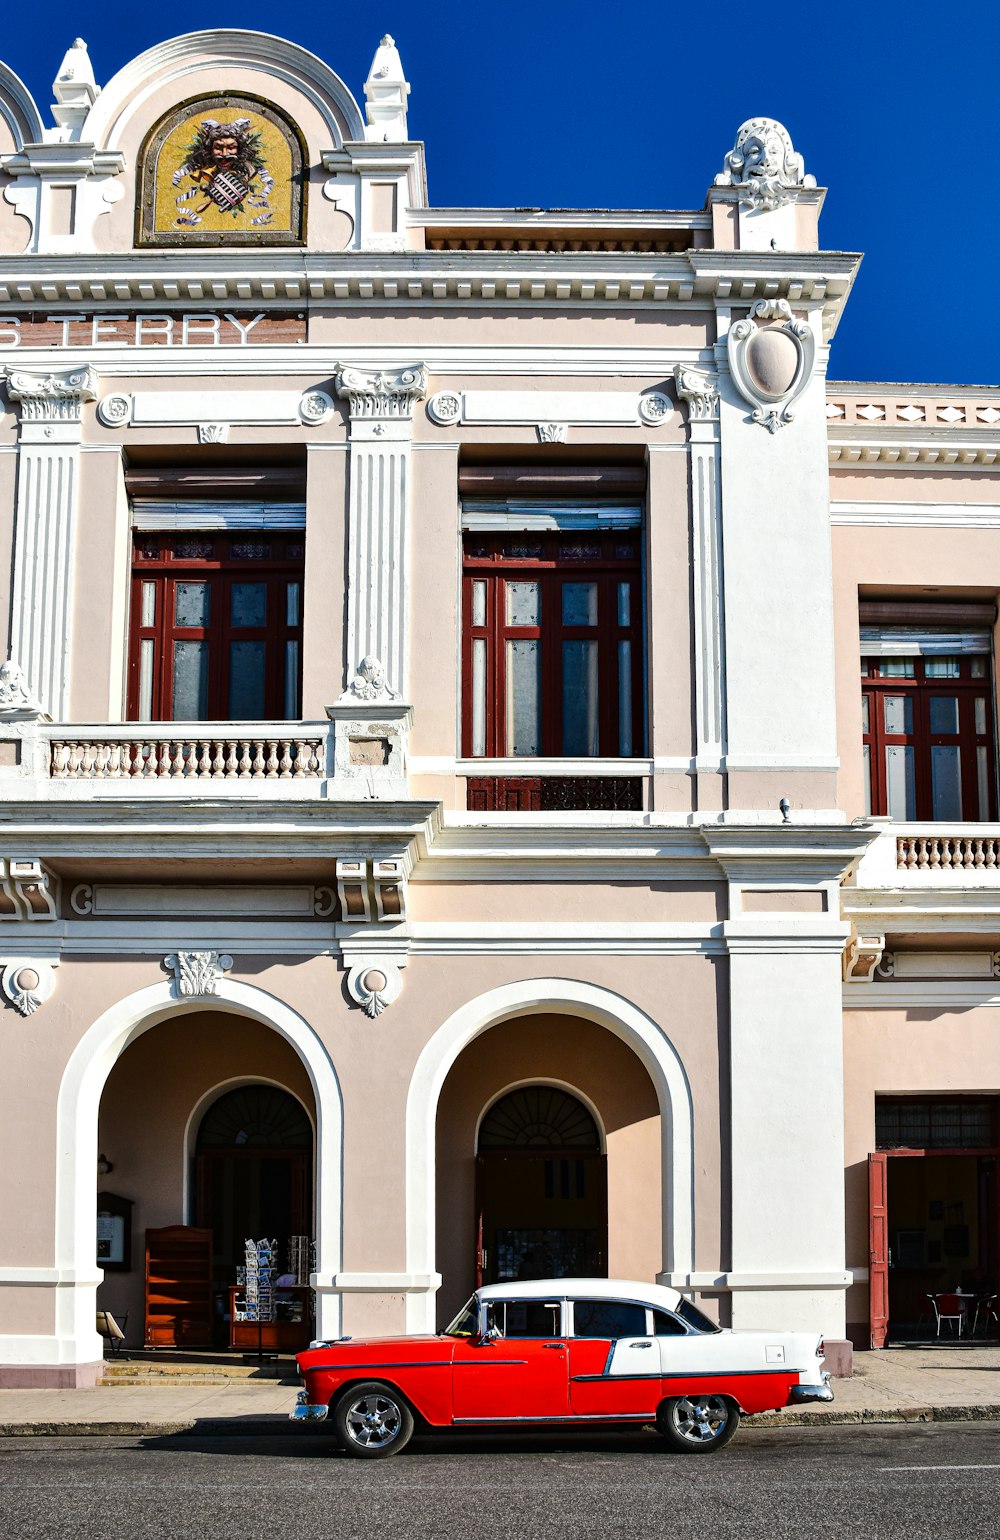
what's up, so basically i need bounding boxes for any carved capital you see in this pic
[714,117,815,210]
[164,950,233,998]
[673,365,719,423]
[0,657,47,721]
[6,365,97,424]
[335,364,427,420]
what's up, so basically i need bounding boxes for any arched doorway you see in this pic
[476,1085,606,1286]
[195,1084,313,1282]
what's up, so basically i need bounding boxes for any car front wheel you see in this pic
[333,1381,415,1458]
[656,1394,740,1453]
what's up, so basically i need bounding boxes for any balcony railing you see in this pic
[49,730,324,782]
[851,823,1000,888]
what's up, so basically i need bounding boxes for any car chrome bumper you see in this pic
[290,1390,329,1423]
[789,1373,834,1405]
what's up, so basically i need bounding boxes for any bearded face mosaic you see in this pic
[138,95,305,245]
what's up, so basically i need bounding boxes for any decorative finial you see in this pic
[364,34,410,142]
[779,797,791,823]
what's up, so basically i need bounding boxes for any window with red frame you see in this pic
[128,533,304,722]
[861,650,996,819]
[462,531,644,759]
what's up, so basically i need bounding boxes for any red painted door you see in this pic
[451,1337,569,1420]
[869,1152,889,1349]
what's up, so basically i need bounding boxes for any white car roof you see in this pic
[477,1277,683,1311]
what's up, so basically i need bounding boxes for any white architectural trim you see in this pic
[831,501,1000,527]
[427,389,672,430]
[83,29,366,147]
[52,978,343,1368]
[403,978,695,1331]
[844,982,1000,1008]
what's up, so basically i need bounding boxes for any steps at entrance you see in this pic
[101,1357,299,1386]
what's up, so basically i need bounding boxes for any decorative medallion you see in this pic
[137,95,304,247]
[727,300,816,432]
[1,958,57,1017]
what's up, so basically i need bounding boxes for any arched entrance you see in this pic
[476,1085,606,1285]
[55,979,343,1371]
[195,1085,314,1281]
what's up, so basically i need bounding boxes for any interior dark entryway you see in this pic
[869,1096,999,1347]
[195,1085,313,1309]
[475,1085,607,1285]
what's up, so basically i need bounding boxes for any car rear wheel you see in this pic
[656,1394,740,1453]
[333,1381,414,1458]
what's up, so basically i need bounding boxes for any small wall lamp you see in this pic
[97,1152,114,1176]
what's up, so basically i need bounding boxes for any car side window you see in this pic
[652,1309,688,1336]
[572,1299,647,1338]
[491,1300,562,1338]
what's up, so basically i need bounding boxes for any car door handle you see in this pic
[542,1342,566,1350]
[628,1341,653,1348]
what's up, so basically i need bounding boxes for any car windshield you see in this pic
[676,1298,721,1333]
[444,1296,480,1337]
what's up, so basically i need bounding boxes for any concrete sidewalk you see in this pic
[2,1347,999,1436]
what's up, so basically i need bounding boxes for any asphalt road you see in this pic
[2,1423,1000,1540]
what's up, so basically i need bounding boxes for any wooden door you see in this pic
[869,1152,890,1349]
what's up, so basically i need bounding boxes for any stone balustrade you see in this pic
[896,834,1000,871]
[49,731,324,781]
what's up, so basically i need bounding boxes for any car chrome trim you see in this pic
[571,1367,798,1382]
[789,1375,834,1405]
[309,1359,451,1372]
[290,1391,329,1423]
[453,1359,529,1367]
[452,1413,650,1424]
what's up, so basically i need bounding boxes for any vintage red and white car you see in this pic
[291,1277,832,1456]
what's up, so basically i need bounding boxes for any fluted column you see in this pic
[675,366,725,807]
[334,364,427,700]
[6,366,97,719]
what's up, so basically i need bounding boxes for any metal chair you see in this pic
[96,1309,129,1357]
[973,1294,998,1337]
[928,1292,966,1336]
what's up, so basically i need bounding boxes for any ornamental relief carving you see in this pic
[715,118,815,211]
[727,299,815,432]
[164,950,233,998]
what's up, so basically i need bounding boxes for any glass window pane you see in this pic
[175,582,210,628]
[506,638,540,755]
[231,582,267,629]
[929,696,960,734]
[286,582,300,628]
[284,640,300,719]
[978,745,990,819]
[971,657,987,678]
[172,640,208,719]
[976,697,987,735]
[883,695,913,735]
[563,640,599,756]
[618,639,633,756]
[140,581,156,628]
[882,658,915,677]
[885,744,916,819]
[617,582,631,627]
[863,743,872,817]
[562,581,598,626]
[472,637,487,757]
[506,581,540,627]
[138,638,154,721]
[229,641,266,719]
[925,656,961,678]
[861,695,869,732]
[472,579,487,628]
[931,745,963,820]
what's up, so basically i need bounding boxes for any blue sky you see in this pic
[2,2,997,385]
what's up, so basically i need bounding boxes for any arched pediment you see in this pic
[0,61,44,153]
[82,29,366,152]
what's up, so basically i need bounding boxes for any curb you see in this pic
[4,1405,1000,1437]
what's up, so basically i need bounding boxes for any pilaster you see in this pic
[334,364,427,701]
[6,365,97,719]
[674,365,725,811]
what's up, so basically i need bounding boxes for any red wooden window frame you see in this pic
[861,653,997,819]
[461,531,644,758]
[128,532,305,722]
